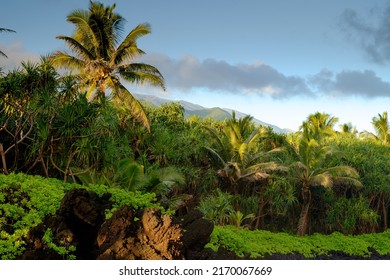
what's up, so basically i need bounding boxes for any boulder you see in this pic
[18,189,213,260]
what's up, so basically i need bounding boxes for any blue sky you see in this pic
[1,0,390,132]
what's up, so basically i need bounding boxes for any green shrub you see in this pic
[0,173,160,259]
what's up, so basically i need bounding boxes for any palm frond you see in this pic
[112,23,151,64]
[245,161,285,174]
[50,51,86,71]
[118,63,165,90]
[113,159,145,191]
[0,28,16,58]
[310,172,333,188]
[323,165,360,179]
[67,10,100,56]
[145,166,185,195]
[202,125,228,157]
[244,128,260,145]
[204,146,227,167]
[0,28,16,33]
[56,35,95,61]
[0,50,8,58]
[106,78,150,129]
[333,176,363,188]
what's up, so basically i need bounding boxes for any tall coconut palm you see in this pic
[51,1,165,129]
[0,28,16,58]
[289,137,362,236]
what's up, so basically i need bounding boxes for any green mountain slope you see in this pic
[134,93,293,134]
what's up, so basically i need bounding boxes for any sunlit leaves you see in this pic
[51,1,165,129]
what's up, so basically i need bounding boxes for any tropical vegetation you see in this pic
[1,1,390,259]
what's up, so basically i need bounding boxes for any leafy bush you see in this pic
[327,196,379,234]
[197,188,235,225]
[0,173,160,259]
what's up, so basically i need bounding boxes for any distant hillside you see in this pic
[184,107,231,121]
[134,93,293,134]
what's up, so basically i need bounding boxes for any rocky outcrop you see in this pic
[97,207,183,260]
[174,210,214,259]
[18,189,214,260]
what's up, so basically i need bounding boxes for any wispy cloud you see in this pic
[339,4,390,64]
[142,53,313,99]
[0,42,40,71]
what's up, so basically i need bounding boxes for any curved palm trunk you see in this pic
[297,185,311,236]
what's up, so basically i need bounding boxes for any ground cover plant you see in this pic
[208,226,390,259]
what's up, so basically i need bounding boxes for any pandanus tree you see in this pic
[51,1,165,129]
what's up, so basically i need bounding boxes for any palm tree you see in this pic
[300,112,338,141]
[371,112,390,145]
[51,1,165,129]
[359,112,390,145]
[0,28,16,58]
[289,137,362,236]
[205,113,285,195]
[339,122,357,136]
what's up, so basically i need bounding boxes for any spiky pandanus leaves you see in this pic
[51,1,165,129]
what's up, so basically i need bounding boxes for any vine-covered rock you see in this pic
[17,189,213,260]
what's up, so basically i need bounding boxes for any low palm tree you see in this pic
[339,122,357,136]
[51,1,165,129]
[0,28,16,58]
[205,113,285,195]
[360,112,390,145]
[300,112,338,141]
[289,137,362,236]
[372,112,390,145]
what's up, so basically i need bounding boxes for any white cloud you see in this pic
[141,53,313,99]
[0,42,40,71]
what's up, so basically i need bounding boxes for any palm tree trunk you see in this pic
[297,201,310,236]
[297,187,311,236]
[382,196,388,230]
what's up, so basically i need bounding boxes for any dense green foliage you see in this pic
[51,1,165,129]
[0,173,159,259]
[208,225,390,258]
[1,0,390,260]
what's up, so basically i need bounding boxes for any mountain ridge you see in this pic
[134,93,293,134]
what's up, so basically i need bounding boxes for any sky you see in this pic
[1,0,390,132]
